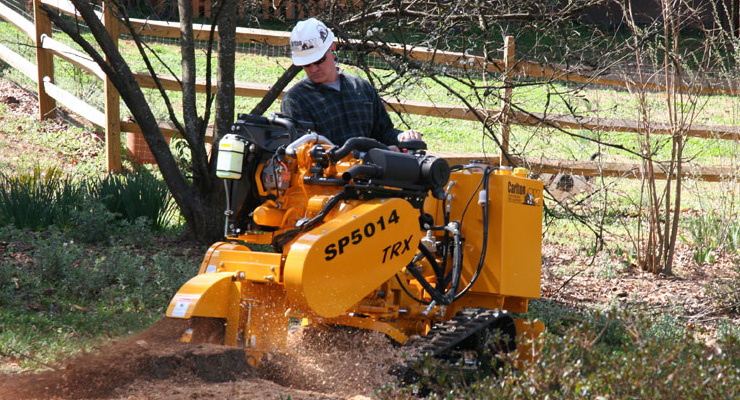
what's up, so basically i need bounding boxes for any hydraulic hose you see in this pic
[342,164,383,182]
[405,245,451,305]
[271,190,347,251]
[418,240,444,282]
[453,166,493,301]
[444,222,464,304]
[328,137,389,162]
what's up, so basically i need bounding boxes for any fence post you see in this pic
[262,0,271,20]
[33,0,55,120]
[103,2,122,172]
[204,0,212,18]
[500,35,515,167]
[286,1,295,19]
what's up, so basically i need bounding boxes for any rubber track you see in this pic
[406,307,507,360]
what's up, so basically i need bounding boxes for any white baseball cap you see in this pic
[289,18,335,66]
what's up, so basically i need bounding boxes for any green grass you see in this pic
[0,94,107,176]
[1,305,162,371]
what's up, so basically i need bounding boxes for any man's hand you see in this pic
[390,130,423,151]
[398,130,422,141]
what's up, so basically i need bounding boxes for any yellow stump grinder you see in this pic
[166,114,544,374]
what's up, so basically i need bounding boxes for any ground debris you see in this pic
[259,325,405,397]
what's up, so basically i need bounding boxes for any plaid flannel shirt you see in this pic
[280,73,400,146]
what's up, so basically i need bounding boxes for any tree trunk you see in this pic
[43,0,227,243]
[214,0,237,143]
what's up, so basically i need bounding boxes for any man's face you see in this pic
[303,50,337,84]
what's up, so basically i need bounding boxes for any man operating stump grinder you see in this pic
[164,15,545,379]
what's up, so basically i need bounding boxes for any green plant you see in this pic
[0,225,199,370]
[91,168,177,230]
[683,213,740,264]
[35,231,83,286]
[64,198,118,243]
[0,167,85,230]
[0,260,17,307]
[378,308,740,400]
[693,242,716,264]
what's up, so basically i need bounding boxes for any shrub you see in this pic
[65,198,119,244]
[380,310,740,400]
[0,168,180,236]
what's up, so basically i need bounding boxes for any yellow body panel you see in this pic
[284,198,421,318]
[491,173,543,298]
[166,272,237,319]
[198,242,247,274]
[208,248,283,283]
[198,241,283,283]
[318,315,409,344]
[425,171,543,303]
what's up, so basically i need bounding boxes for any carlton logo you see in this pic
[508,182,526,195]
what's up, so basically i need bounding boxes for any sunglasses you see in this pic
[305,53,328,68]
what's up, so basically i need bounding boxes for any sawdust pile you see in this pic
[114,324,407,399]
[0,318,252,400]
[259,325,407,397]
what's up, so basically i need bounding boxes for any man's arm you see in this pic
[368,83,422,145]
[370,89,402,146]
[280,90,310,122]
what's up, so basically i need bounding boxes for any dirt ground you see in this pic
[1,77,739,399]
[0,317,400,400]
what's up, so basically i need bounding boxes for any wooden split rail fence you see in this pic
[192,0,334,21]
[0,0,738,181]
